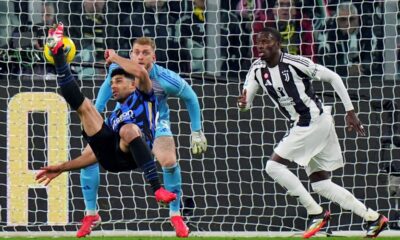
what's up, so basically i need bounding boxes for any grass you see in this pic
[0,237,399,240]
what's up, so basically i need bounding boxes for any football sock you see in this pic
[311,179,379,221]
[80,163,100,214]
[86,210,97,216]
[266,160,323,215]
[53,48,85,110]
[129,137,161,193]
[162,163,182,215]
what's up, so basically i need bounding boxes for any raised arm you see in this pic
[105,49,152,93]
[95,63,119,112]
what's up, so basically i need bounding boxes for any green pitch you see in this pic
[0,237,399,240]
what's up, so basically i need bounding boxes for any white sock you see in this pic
[266,161,322,215]
[170,211,181,217]
[86,210,97,216]
[311,179,379,221]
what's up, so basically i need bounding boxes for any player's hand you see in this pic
[345,110,366,136]
[35,165,63,186]
[191,130,207,155]
[237,89,248,111]
[104,49,116,65]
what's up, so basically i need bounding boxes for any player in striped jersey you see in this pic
[76,37,206,238]
[36,23,177,231]
[238,27,387,238]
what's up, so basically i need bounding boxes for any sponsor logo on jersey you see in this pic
[278,96,295,107]
[112,110,134,130]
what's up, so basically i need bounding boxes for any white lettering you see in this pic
[112,110,134,130]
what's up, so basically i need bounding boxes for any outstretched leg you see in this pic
[47,23,104,238]
[310,172,388,238]
[46,23,103,136]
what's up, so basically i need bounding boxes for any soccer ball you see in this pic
[44,36,76,64]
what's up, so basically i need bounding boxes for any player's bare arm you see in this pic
[36,145,97,186]
[104,49,152,93]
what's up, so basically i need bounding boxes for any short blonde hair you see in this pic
[132,37,156,50]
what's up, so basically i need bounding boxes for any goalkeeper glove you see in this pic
[191,130,207,155]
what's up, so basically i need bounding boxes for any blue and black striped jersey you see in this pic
[106,89,157,148]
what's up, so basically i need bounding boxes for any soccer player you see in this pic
[237,27,388,238]
[36,22,177,224]
[75,37,207,238]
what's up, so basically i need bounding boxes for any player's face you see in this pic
[110,74,136,102]
[130,44,156,71]
[256,32,280,61]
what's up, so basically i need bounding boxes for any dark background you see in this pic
[0,73,399,233]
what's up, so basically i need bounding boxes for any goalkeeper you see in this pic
[75,37,207,238]
[238,27,388,239]
[36,22,177,220]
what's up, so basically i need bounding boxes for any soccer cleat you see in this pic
[155,187,177,205]
[303,210,331,239]
[365,214,388,238]
[76,214,101,238]
[171,216,190,238]
[46,22,64,54]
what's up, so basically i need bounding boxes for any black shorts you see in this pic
[82,123,138,172]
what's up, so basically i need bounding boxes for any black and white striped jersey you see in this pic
[243,53,354,126]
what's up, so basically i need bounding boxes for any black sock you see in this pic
[53,48,85,110]
[129,137,161,193]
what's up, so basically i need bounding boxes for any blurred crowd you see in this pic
[0,0,395,80]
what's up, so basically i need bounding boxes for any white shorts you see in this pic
[274,112,343,176]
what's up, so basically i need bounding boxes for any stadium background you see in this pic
[0,0,399,236]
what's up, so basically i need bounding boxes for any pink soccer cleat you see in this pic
[171,215,190,238]
[76,214,101,238]
[46,22,64,54]
[154,187,177,205]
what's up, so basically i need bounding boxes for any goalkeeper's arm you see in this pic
[178,83,207,154]
[95,63,120,112]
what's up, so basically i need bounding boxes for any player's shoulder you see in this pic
[249,58,265,71]
[281,53,314,68]
[154,64,184,82]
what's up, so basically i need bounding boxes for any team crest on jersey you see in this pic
[263,72,272,86]
[281,70,290,82]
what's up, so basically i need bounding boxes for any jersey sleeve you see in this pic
[284,54,354,112]
[242,64,260,110]
[283,54,319,80]
[178,84,202,132]
[94,63,119,112]
[159,71,202,132]
[314,64,354,111]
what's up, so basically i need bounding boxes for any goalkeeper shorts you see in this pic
[155,119,173,138]
[82,123,138,172]
[274,112,344,176]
